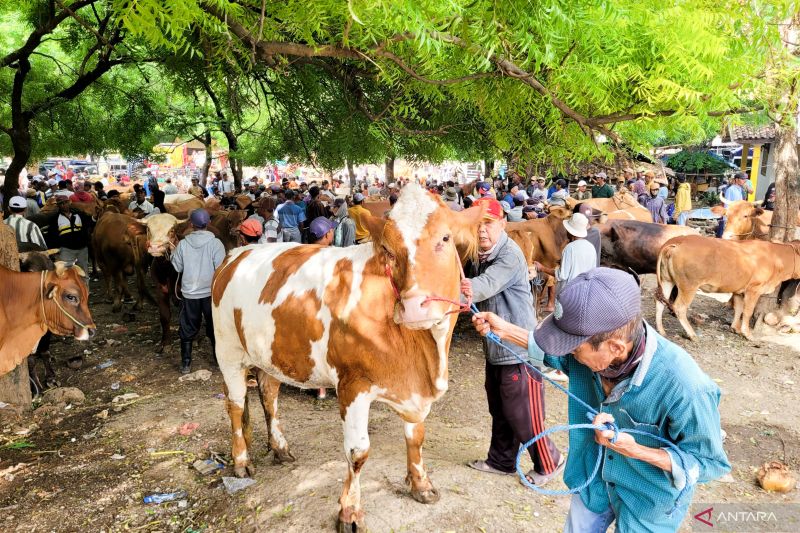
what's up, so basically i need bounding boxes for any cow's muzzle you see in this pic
[394,295,447,329]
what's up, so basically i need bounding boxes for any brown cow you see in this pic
[0,262,95,377]
[598,220,699,274]
[211,184,482,531]
[579,191,653,222]
[655,236,800,340]
[163,197,205,219]
[209,210,248,251]
[363,200,392,219]
[721,200,800,240]
[506,206,573,268]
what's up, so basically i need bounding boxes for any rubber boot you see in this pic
[180,340,193,374]
[209,341,218,368]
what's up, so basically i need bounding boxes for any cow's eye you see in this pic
[442,234,450,242]
[65,294,78,303]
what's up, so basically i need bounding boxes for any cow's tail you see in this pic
[655,244,677,315]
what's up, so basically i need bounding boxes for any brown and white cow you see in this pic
[655,235,800,340]
[721,200,800,241]
[211,184,482,531]
[0,262,95,377]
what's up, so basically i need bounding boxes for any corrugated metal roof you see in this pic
[726,124,777,143]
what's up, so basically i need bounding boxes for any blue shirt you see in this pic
[278,201,306,229]
[724,184,744,202]
[527,323,729,531]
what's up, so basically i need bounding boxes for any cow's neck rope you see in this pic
[39,271,90,331]
[465,303,690,515]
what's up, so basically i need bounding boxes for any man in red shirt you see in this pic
[70,181,95,203]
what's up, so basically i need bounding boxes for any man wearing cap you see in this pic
[348,192,372,244]
[308,216,337,247]
[461,197,564,485]
[534,212,597,302]
[507,192,525,221]
[574,180,592,201]
[471,267,729,532]
[238,218,263,246]
[574,205,602,266]
[591,173,615,199]
[475,181,493,198]
[645,181,669,224]
[4,196,46,249]
[548,179,569,207]
[530,177,548,203]
[171,209,226,374]
[46,196,90,280]
[129,188,157,217]
[722,172,746,203]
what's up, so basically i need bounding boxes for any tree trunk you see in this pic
[769,124,800,242]
[0,225,31,412]
[385,156,395,184]
[1,124,32,213]
[346,159,356,191]
[200,130,212,187]
[752,123,800,334]
[483,159,494,180]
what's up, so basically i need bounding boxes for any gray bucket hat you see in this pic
[534,268,641,356]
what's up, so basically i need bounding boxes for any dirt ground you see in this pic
[0,275,798,532]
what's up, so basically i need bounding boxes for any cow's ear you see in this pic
[363,212,387,244]
[450,205,485,262]
[126,220,147,237]
[753,207,765,217]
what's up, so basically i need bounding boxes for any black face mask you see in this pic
[598,322,645,381]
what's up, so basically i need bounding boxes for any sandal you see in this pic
[467,460,514,476]
[521,455,566,486]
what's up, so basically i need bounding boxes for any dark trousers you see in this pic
[485,362,561,474]
[179,296,214,344]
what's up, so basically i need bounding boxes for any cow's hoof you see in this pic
[273,449,296,464]
[234,463,255,478]
[411,486,440,504]
[337,508,366,533]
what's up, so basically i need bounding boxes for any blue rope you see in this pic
[468,304,690,514]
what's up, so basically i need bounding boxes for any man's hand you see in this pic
[593,413,636,455]
[471,312,509,339]
[460,278,473,301]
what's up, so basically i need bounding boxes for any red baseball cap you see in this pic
[473,197,504,221]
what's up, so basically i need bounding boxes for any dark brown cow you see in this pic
[597,220,699,274]
[0,262,95,377]
[655,236,800,340]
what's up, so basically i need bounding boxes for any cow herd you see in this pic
[1,183,798,532]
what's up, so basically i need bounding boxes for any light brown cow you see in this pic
[721,200,800,241]
[579,191,653,222]
[655,235,800,340]
[0,262,95,376]
[163,197,205,219]
[209,210,248,251]
[211,184,482,531]
[506,206,573,268]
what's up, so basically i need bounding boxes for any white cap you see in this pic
[577,180,587,187]
[9,196,26,209]
[47,178,57,186]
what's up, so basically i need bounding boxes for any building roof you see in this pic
[726,124,777,143]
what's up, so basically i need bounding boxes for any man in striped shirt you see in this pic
[3,196,46,249]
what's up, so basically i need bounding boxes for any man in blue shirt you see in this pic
[471,268,729,532]
[722,172,746,202]
[278,189,306,242]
